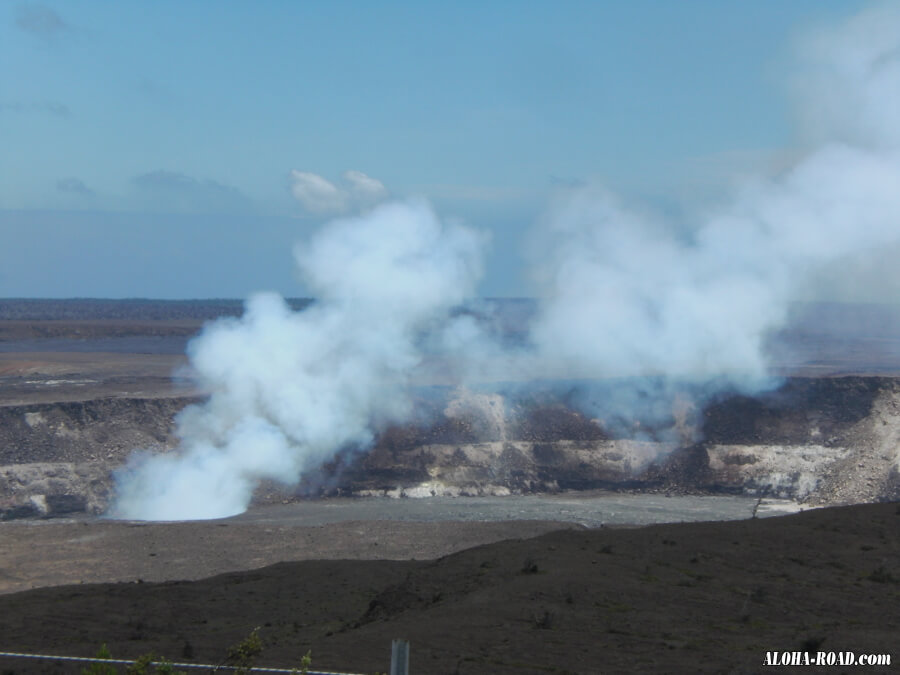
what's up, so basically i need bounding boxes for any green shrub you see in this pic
[81,644,117,675]
[226,627,263,674]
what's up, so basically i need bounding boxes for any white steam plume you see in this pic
[792,1,900,150]
[112,199,484,520]
[530,2,900,398]
[112,3,900,519]
[422,1,900,435]
[532,147,900,379]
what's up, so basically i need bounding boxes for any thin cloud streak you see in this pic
[56,177,93,196]
[133,169,252,213]
[0,101,71,117]
[15,3,68,37]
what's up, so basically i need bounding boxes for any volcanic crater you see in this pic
[2,300,900,520]
[2,300,900,674]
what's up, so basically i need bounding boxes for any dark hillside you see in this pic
[0,501,897,674]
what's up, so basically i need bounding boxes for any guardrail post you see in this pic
[390,638,409,675]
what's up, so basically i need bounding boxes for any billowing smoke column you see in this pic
[526,1,900,432]
[112,3,900,520]
[112,200,484,519]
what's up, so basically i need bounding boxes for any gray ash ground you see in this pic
[0,491,795,597]
[1,502,897,674]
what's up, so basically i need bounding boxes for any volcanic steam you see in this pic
[112,3,900,520]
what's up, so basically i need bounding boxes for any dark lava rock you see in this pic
[701,376,889,445]
[0,502,40,521]
[44,493,88,517]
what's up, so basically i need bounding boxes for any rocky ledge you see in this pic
[2,377,899,519]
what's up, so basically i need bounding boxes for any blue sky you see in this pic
[0,0,869,298]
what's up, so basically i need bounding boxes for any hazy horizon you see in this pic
[6,1,895,301]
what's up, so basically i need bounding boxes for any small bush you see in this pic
[226,627,264,674]
[81,644,117,675]
[154,660,185,675]
[296,650,312,674]
[125,653,155,675]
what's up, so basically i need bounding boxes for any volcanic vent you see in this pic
[292,377,900,506]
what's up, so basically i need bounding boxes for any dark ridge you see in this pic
[0,397,200,463]
[512,405,608,442]
[701,376,892,445]
[0,298,314,321]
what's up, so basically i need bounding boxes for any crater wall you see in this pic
[2,377,899,519]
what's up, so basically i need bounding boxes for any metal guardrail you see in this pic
[0,650,369,675]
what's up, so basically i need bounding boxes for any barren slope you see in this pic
[0,502,897,674]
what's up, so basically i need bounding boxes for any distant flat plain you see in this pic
[3,300,900,407]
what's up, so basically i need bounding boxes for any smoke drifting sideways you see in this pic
[524,1,900,434]
[111,3,900,520]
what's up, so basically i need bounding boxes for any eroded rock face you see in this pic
[0,397,196,519]
[1,378,899,518]
[0,397,194,464]
[691,378,900,504]
[804,385,900,505]
[340,377,900,505]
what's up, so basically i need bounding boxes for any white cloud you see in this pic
[288,171,347,214]
[289,170,387,215]
[343,170,388,206]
